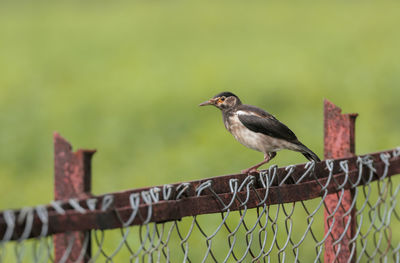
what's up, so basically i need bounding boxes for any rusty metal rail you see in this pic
[0,148,399,241]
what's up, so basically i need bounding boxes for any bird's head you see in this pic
[199,92,242,110]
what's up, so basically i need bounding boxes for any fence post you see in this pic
[53,133,95,262]
[323,100,358,262]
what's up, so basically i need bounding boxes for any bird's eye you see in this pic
[220,97,225,101]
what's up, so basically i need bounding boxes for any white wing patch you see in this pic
[228,110,298,153]
[236,110,258,117]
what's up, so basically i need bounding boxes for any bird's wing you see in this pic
[237,107,298,142]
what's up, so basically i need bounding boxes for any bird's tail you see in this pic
[296,142,321,162]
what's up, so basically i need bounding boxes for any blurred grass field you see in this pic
[0,0,399,261]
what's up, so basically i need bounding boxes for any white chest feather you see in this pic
[224,113,296,153]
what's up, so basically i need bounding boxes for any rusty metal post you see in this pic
[53,133,95,262]
[324,100,358,262]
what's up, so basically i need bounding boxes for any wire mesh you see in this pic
[1,148,399,262]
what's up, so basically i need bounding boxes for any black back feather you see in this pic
[237,105,298,142]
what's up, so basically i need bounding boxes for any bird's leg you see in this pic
[269,152,277,161]
[241,152,276,174]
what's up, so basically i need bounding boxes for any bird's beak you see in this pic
[199,98,216,106]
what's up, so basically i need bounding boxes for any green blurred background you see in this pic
[0,1,399,260]
[1,0,399,208]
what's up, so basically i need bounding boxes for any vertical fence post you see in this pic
[53,133,96,262]
[323,100,358,262]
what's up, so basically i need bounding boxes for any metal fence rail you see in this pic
[0,100,399,262]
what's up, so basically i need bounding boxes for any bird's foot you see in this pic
[241,155,272,174]
[241,167,259,174]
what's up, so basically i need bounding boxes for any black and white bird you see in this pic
[199,92,320,173]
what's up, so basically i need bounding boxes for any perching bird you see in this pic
[199,92,320,173]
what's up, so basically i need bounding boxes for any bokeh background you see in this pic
[0,0,399,261]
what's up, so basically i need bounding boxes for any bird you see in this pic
[199,92,321,174]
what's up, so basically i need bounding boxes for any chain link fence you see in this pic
[1,148,399,262]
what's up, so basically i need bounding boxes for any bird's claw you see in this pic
[241,168,259,174]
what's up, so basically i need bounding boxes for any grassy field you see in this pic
[0,0,399,261]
